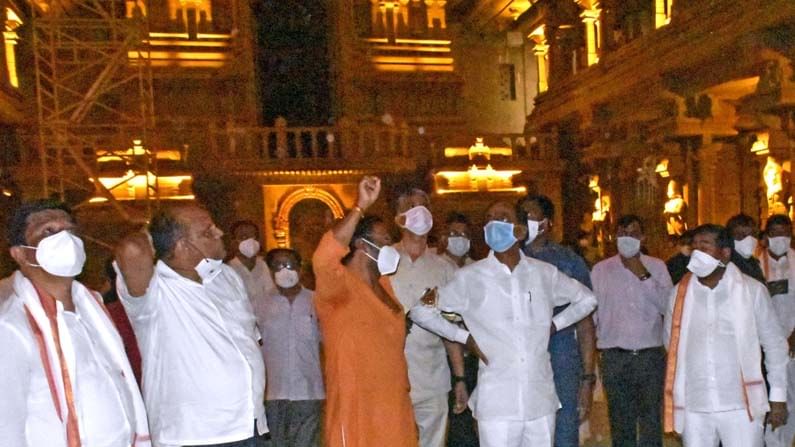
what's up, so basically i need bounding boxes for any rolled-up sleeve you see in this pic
[550,269,597,332]
[0,323,30,447]
[409,269,470,344]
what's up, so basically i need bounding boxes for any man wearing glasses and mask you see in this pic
[254,248,324,447]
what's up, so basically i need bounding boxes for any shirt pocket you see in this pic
[527,287,552,327]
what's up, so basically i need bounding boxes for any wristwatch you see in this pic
[581,373,597,384]
[638,271,652,281]
[452,375,466,385]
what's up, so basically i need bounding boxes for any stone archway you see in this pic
[273,186,344,248]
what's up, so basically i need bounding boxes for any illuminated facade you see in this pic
[9,0,567,271]
[516,0,795,254]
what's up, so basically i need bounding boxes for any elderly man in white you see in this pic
[664,224,788,447]
[410,201,597,447]
[0,199,150,447]
[115,204,267,447]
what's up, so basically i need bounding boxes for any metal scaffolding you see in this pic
[31,0,156,221]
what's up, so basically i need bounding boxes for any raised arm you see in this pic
[115,231,155,298]
[332,176,381,247]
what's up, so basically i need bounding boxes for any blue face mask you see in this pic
[484,221,517,253]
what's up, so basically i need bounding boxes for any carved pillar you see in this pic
[533,42,550,93]
[580,7,600,66]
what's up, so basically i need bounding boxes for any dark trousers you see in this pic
[600,347,665,447]
[264,399,323,447]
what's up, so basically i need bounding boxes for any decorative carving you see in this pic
[273,187,345,247]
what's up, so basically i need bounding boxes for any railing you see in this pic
[206,117,412,163]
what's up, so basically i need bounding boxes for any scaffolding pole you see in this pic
[31,0,156,221]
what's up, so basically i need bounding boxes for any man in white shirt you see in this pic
[757,214,795,447]
[439,212,474,268]
[254,248,324,447]
[115,204,267,447]
[663,224,788,447]
[410,201,597,447]
[0,199,149,447]
[389,186,466,447]
[227,220,275,306]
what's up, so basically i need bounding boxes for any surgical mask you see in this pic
[238,238,260,258]
[361,238,401,275]
[687,249,725,278]
[617,236,641,258]
[23,230,86,278]
[768,236,791,257]
[274,268,300,288]
[446,236,470,257]
[186,241,223,282]
[733,236,758,259]
[525,219,546,245]
[484,221,517,253]
[400,206,433,236]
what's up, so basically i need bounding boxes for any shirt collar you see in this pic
[156,259,205,287]
[485,249,529,274]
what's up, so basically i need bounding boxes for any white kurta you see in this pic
[0,271,148,447]
[390,244,456,401]
[759,248,795,447]
[410,251,597,423]
[664,264,788,435]
[117,261,267,447]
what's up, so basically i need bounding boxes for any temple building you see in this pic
[3,0,795,278]
[517,0,795,253]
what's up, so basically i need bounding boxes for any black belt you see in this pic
[602,346,664,356]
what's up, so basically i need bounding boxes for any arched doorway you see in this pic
[289,199,335,289]
[289,199,334,262]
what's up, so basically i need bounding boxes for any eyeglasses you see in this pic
[271,262,300,271]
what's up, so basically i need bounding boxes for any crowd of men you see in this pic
[1,174,795,447]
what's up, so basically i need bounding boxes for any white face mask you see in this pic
[617,236,641,258]
[768,236,791,257]
[186,240,223,282]
[238,238,260,258]
[525,219,546,245]
[195,257,224,282]
[446,236,470,257]
[23,230,87,278]
[274,268,300,288]
[361,238,401,275]
[733,236,758,259]
[687,249,725,278]
[400,206,433,236]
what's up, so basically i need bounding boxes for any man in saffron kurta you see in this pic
[313,176,418,447]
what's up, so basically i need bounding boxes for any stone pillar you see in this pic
[580,8,600,66]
